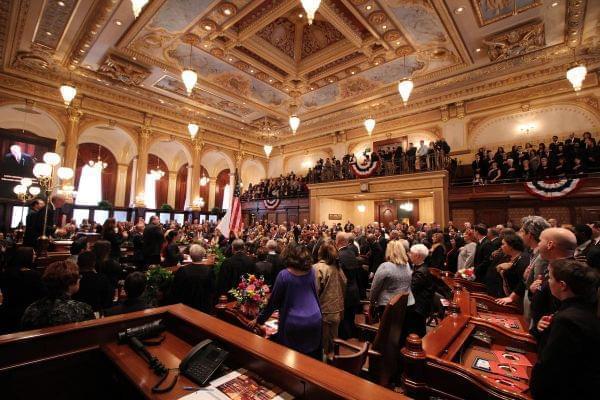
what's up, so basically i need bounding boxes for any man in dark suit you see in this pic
[530,259,600,399]
[473,224,494,283]
[487,227,502,251]
[171,245,215,313]
[265,239,284,278]
[217,239,255,297]
[337,232,361,339]
[142,216,164,266]
[344,220,354,233]
[3,144,34,176]
[23,198,45,247]
[367,233,384,274]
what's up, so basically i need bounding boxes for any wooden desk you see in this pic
[402,275,537,400]
[0,304,404,400]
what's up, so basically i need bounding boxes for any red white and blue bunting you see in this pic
[263,198,281,210]
[351,158,380,178]
[524,178,581,200]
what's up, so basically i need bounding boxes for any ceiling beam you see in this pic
[298,39,364,75]
[236,0,298,43]
[318,1,364,49]
[228,47,288,82]
[243,36,297,75]
[340,0,389,51]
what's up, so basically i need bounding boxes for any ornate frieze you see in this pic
[97,55,150,86]
[483,20,545,62]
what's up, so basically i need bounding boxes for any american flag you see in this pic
[216,169,242,237]
[230,169,242,233]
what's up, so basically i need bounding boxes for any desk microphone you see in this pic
[118,320,165,343]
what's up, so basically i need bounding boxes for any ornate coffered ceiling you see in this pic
[0,0,599,148]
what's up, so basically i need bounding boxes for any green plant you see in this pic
[160,203,173,211]
[212,245,226,278]
[97,200,113,210]
[143,266,174,306]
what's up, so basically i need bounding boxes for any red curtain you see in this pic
[75,143,117,204]
[215,168,230,210]
[147,154,168,208]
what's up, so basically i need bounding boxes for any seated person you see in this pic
[170,245,215,313]
[66,237,87,264]
[21,261,94,329]
[530,259,600,399]
[72,251,113,312]
[104,272,149,316]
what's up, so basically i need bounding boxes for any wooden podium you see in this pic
[0,304,405,400]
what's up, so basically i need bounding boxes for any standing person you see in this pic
[369,240,414,318]
[494,233,530,298]
[143,216,164,266]
[313,242,346,358]
[21,261,94,329]
[457,228,477,272]
[170,245,215,313]
[250,243,322,359]
[407,244,436,337]
[162,230,184,267]
[529,259,600,399]
[429,232,446,270]
[101,218,124,260]
[22,199,45,247]
[473,224,494,282]
[0,247,45,333]
[254,247,275,287]
[336,232,361,339]
[217,239,255,297]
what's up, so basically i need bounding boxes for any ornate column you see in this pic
[184,165,192,209]
[134,117,152,206]
[114,163,129,207]
[167,171,177,207]
[63,106,83,172]
[190,138,204,209]
[129,157,137,207]
[208,177,216,210]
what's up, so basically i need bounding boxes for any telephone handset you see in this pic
[179,339,229,386]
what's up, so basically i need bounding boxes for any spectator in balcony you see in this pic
[504,158,519,181]
[536,157,554,179]
[572,156,585,175]
[494,146,505,166]
[416,140,428,170]
[520,158,533,181]
[487,161,502,183]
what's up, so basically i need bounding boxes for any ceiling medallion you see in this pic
[345,66,360,76]
[368,10,387,25]
[383,30,401,42]
[218,2,237,17]
[210,48,224,58]
[395,46,413,57]
[200,19,217,32]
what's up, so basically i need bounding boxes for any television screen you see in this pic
[0,129,56,199]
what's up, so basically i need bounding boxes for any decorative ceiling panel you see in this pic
[301,21,346,58]
[470,0,542,27]
[256,17,296,59]
[33,0,77,49]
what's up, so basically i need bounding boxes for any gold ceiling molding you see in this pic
[97,55,150,86]
[565,0,587,46]
[483,19,545,62]
[0,0,10,63]
[470,0,542,27]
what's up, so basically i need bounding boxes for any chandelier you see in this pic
[258,117,277,158]
[264,144,273,158]
[301,0,322,25]
[289,114,300,134]
[364,117,375,136]
[400,201,413,212]
[131,0,149,18]
[200,172,208,186]
[397,55,413,105]
[89,144,108,169]
[181,43,197,95]
[566,47,587,92]
[188,122,199,139]
[150,157,164,180]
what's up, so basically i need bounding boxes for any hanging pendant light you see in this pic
[88,144,107,169]
[188,122,199,139]
[131,0,149,18]
[397,55,413,105]
[364,117,375,136]
[289,114,300,134]
[566,47,587,92]
[264,144,273,158]
[60,83,77,106]
[181,43,197,95]
[301,0,322,25]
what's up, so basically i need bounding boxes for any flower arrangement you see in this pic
[228,274,270,318]
[459,268,475,281]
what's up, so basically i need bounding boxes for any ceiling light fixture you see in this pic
[475,48,481,52]
[289,114,300,134]
[181,43,197,95]
[60,82,77,106]
[397,55,413,105]
[364,117,375,136]
[566,47,587,92]
[264,144,273,158]
[300,0,321,25]
[57,1,65,6]
[188,122,199,139]
[88,144,107,170]
[551,1,559,7]
[454,7,464,14]
[131,0,149,18]
[114,19,123,26]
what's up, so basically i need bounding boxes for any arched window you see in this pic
[75,164,103,206]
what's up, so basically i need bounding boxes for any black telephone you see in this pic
[180,339,229,386]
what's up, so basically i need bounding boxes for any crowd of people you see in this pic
[241,173,308,200]
[1,212,600,396]
[240,139,452,200]
[471,132,599,184]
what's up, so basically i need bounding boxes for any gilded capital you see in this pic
[192,138,204,153]
[67,106,83,123]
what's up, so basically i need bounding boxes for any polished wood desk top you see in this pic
[0,304,405,400]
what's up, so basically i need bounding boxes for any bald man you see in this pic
[530,227,578,336]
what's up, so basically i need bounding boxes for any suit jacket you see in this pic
[217,252,255,296]
[429,245,446,270]
[72,270,113,312]
[23,209,44,247]
[474,238,494,283]
[266,253,284,279]
[530,297,600,399]
[171,263,215,313]
[142,223,164,265]
[410,265,436,317]
[3,152,34,176]
[338,246,361,307]
[368,241,385,274]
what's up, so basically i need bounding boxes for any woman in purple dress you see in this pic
[250,243,322,359]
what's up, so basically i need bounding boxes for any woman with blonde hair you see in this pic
[369,240,414,318]
[429,232,447,270]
